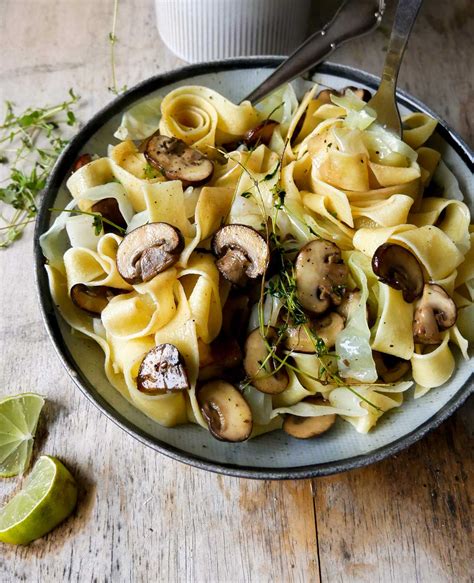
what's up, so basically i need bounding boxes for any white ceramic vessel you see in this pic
[154,0,312,62]
[35,60,473,479]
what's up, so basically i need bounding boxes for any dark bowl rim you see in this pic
[34,57,473,480]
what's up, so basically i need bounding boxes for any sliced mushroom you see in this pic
[372,243,424,303]
[243,120,279,147]
[116,222,184,284]
[71,153,92,173]
[144,133,213,186]
[137,344,189,395]
[70,284,126,316]
[243,327,289,394]
[212,224,269,287]
[295,239,348,314]
[198,380,253,442]
[413,283,457,344]
[221,293,250,341]
[198,336,243,381]
[373,351,411,383]
[284,312,345,352]
[336,289,362,320]
[91,197,127,234]
[316,86,372,104]
[283,396,336,439]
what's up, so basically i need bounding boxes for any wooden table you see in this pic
[0,1,472,581]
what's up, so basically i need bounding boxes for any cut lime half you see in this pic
[0,455,78,545]
[0,393,45,478]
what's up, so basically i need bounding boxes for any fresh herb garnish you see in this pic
[143,162,159,179]
[0,90,80,248]
[108,0,127,95]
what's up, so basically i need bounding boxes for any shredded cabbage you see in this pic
[255,83,299,137]
[114,96,162,141]
[336,251,378,382]
[242,385,273,425]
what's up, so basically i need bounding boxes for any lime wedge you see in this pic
[0,455,78,545]
[0,393,45,478]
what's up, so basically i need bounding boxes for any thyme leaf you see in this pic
[0,90,80,248]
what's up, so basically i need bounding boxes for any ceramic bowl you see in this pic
[34,58,473,479]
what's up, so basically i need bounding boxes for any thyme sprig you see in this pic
[0,90,80,248]
[222,134,381,412]
[108,0,127,95]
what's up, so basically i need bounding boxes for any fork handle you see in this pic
[242,0,385,105]
[380,0,424,87]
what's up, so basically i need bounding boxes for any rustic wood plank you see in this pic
[0,0,472,582]
[0,1,320,582]
[313,400,473,583]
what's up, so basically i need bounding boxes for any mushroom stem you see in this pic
[413,284,457,344]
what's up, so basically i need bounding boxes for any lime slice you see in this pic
[0,455,78,545]
[0,393,45,478]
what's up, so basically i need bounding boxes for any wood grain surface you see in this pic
[0,1,472,582]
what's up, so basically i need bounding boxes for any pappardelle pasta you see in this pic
[40,83,473,442]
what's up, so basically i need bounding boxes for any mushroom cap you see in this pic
[295,239,348,314]
[145,133,214,186]
[212,224,270,287]
[243,327,289,394]
[316,86,371,104]
[373,351,411,383]
[284,312,345,353]
[198,380,253,442]
[244,120,279,147]
[90,197,127,234]
[283,397,336,439]
[71,153,92,173]
[116,222,184,284]
[372,243,424,303]
[413,283,457,344]
[137,344,189,395]
[70,284,125,316]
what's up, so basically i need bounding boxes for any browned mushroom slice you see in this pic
[243,327,289,394]
[212,224,269,286]
[243,120,279,147]
[373,351,411,383]
[144,133,214,186]
[283,397,336,439]
[284,312,345,353]
[295,239,348,314]
[221,293,250,340]
[70,284,125,316]
[198,380,253,442]
[116,222,184,284]
[137,344,189,395]
[413,283,457,344]
[372,243,424,303]
[71,153,92,173]
[198,336,243,381]
[91,197,127,234]
[316,86,372,104]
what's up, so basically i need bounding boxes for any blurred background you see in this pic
[1,0,472,145]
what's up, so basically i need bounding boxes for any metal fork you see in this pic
[242,0,386,105]
[367,0,424,136]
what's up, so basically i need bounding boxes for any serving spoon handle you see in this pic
[367,0,424,136]
[242,0,386,105]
